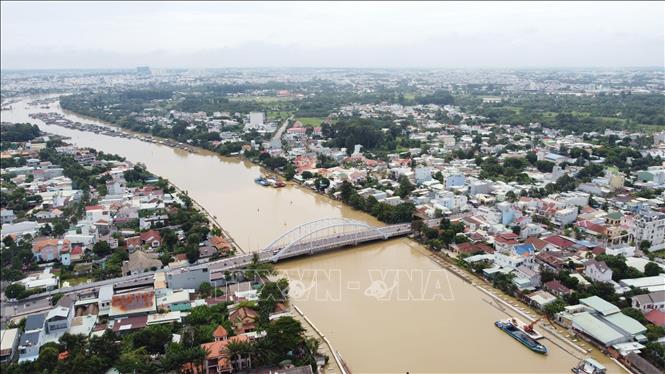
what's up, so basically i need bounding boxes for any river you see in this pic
[1,97,623,373]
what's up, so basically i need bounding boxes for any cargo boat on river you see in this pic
[495,320,548,354]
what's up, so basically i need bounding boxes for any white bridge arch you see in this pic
[264,218,390,262]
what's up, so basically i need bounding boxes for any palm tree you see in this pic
[225,340,256,370]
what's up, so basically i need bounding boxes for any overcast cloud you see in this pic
[1,1,663,69]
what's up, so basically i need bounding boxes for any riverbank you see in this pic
[291,305,348,374]
[421,247,629,372]
[8,97,623,372]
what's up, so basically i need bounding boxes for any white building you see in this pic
[97,285,114,316]
[0,209,16,224]
[554,207,578,226]
[584,260,613,283]
[248,112,265,127]
[631,210,665,251]
[415,167,432,185]
[631,291,665,313]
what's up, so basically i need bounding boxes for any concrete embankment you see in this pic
[292,305,348,374]
[168,183,244,254]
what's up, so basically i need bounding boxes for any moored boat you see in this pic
[502,317,545,340]
[254,177,269,186]
[495,320,548,354]
[571,358,606,374]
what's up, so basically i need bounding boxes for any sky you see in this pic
[1,1,663,69]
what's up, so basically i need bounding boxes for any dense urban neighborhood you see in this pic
[0,125,324,373]
[2,67,665,373]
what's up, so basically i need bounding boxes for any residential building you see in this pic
[109,290,156,319]
[631,210,665,251]
[554,207,578,226]
[18,313,46,363]
[584,260,613,283]
[166,268,209,290]
[631,291,665,313]
[543,280,573,297]
[0,209,16,224]
[0,328,19,363]
[156,290,192,312]
[229,307,258,335]
[121,250,162,276]
[198,327,251,374]
[98,284,114,316]
[45,305,74,336]
[32,238,71,262]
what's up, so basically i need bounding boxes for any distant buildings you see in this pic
[248,112,265,127]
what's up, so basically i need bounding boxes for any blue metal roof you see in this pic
[514,243,535,256]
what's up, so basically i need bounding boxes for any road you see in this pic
[2,222,414,324]
[269,117,292,149]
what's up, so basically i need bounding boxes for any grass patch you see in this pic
[650,250,665,259]
[296,117,325,127]
[268,111,293,121]
[63,276,93,286]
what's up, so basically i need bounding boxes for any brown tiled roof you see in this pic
[111,315,148,332]
[140,229,161,243]
[212,325,228,338]
[210,236,231,250]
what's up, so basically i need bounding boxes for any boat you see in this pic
[503,317,545,340]
[254,177,269,186]
[571,358,606,374]
[495,320,548,354]
[274,180,286,188]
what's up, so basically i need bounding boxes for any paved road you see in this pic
[269,117,292,149]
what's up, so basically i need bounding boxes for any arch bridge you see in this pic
[264,218,411,262]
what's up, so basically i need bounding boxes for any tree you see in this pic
[301,171,313,179]
[536,160,555,173]
[644,262,662,276]
[640,240,652,251]
[543,299,566,317]
[283,163,296,180]
[160,342,206,372]
[506,191,517,202]
[116,347,155,374]
[396,176,414,198]
[186,245,200,264]
[5,283,26,299]
[93,241,112,257]
[225,339,256,370]
[36,345,59,373]
[198,282,214,298]
[131,324,172,354]
[339,181,354,202]
[314,177,330,192]
[264,316,305,360]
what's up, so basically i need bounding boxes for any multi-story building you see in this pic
[631,210,665,251]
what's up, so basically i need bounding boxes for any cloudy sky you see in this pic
[1,1,663,69]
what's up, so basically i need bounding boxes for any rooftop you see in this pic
[580,296,620,316]
[110,290,156,317]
